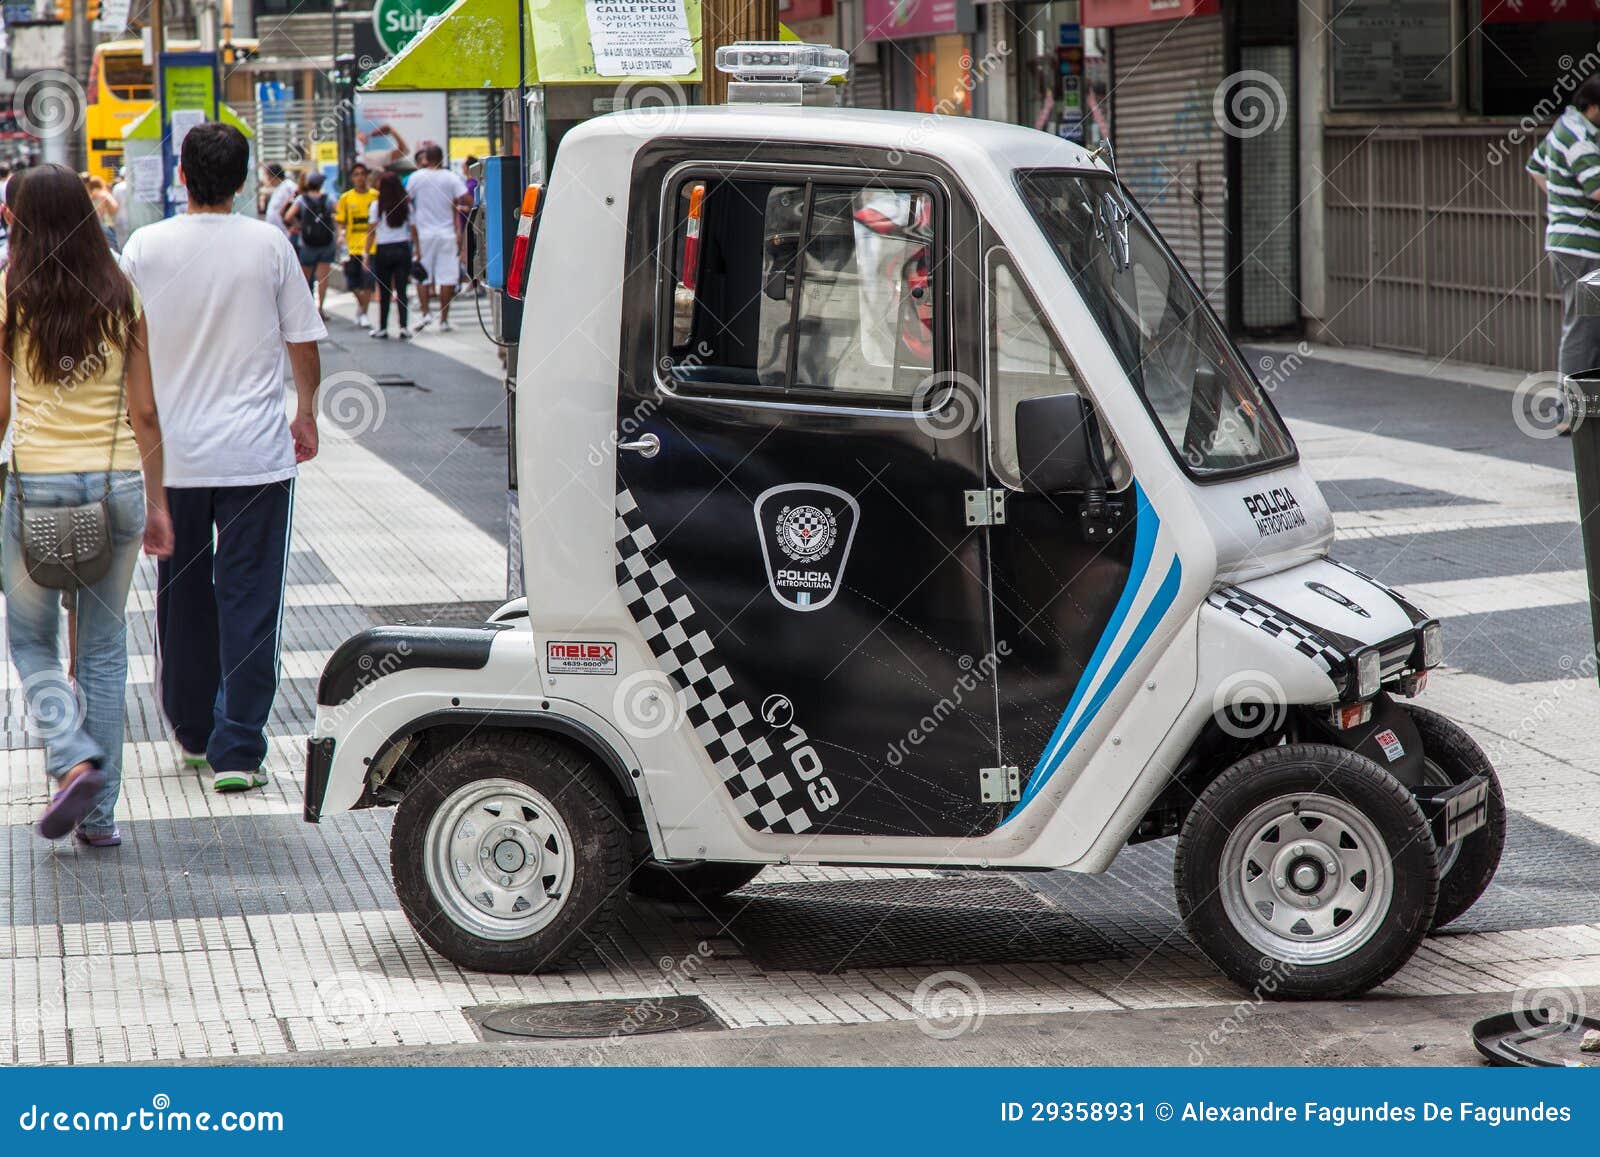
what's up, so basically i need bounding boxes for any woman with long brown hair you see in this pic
[0,163,174,845]
[365,169,419,338]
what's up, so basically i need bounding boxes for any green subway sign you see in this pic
[371,0,457,56]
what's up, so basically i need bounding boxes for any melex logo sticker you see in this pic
[754,483,860,612]
[1243,487,1306,537]
[546,640,618,675]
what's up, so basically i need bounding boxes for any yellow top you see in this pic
[4,284,142,474]
[338,187,380,254]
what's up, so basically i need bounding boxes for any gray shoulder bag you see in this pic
[12,370,127,591]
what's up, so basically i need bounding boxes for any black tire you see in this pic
[1175,743,1439,1000]
[1406,705,1506,930]
[629,860,764,902]
[390,730,629,973]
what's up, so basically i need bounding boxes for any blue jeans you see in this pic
[3,470,145,836]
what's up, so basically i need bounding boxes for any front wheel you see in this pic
[390,731,629,973]
[1175,743,1439,999]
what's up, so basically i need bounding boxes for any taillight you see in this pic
[505,183,541,301]
[680,182,705,291]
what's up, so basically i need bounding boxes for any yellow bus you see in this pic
[85,39,258,183]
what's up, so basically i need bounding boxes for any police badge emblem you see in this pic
[754,484,860,612]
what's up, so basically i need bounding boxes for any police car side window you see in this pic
[988,254,1129,490]
[663,174,940,401]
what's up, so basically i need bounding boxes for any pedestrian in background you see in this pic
[120,123,325,794]
[367,170,417,340]
[1528,74,1600,434]
[285,170,337,318]
[0,163,173,845]
[262,162,293,236]
[405,144,469,332]
[336,162,378,329]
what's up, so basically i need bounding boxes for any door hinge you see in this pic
[979,765,1021,803]
[964,489,1008,526]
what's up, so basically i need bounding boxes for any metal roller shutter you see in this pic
[846,60,886,109]
[1110,16,1226,313]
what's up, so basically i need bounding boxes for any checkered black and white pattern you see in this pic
[615,487,815,835]
[1205,586,1345,675]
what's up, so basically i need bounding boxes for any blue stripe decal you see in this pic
[1001,483,1180,823]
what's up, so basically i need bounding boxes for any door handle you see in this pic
[618,433,661,458]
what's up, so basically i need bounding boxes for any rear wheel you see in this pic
[630,860,765,902]
[390,731,629,973]
[1407,706,1505,929]
[1175,743,1439,999]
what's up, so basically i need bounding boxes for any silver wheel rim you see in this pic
[1218,792,1395,966]
[423,778,575,942]
[1420,757,1462,877]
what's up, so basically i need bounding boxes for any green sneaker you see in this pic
[181,750,209,771]
[212,769,268,793]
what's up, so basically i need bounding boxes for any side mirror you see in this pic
[1015,392,1109,494]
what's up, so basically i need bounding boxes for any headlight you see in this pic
[1419,621,1443,669]
[1353,648,1382,700]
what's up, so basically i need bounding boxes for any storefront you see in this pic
[1312,0,1580,370]
[1012,1,1105,145]
[861,0,983,116]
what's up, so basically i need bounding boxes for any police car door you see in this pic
[613,149,1002,840]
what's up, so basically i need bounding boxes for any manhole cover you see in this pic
[478,996,720,1039]
[366,601,504,626]
[719,874,1122,973]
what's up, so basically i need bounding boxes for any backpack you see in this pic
[299,193,334,247]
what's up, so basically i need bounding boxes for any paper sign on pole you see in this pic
[584,0,696,76]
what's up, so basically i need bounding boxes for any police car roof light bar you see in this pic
[714,41,850,86]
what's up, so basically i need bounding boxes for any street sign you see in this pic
[370,0,454,57]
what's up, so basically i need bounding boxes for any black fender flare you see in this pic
[1302,692,1426,788]
[369,709,639,804]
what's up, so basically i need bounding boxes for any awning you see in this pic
[363,0,705,91]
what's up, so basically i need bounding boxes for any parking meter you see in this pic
[1568,268,1600,672]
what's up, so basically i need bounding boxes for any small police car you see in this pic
[304,44,1501,1000]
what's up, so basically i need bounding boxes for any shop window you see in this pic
[663,175,940,401]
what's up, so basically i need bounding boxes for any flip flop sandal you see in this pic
[37,768,107,840]
[75,827,122,848]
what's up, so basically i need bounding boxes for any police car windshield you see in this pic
[1017,171,1296,478]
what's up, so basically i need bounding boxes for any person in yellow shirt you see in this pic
[0,163,174,846]
[336,162,379,328]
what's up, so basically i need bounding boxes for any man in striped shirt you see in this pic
[1529,76,1600,428]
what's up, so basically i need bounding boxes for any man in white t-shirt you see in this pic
[403,143,469,331]
[121,123,328,794]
